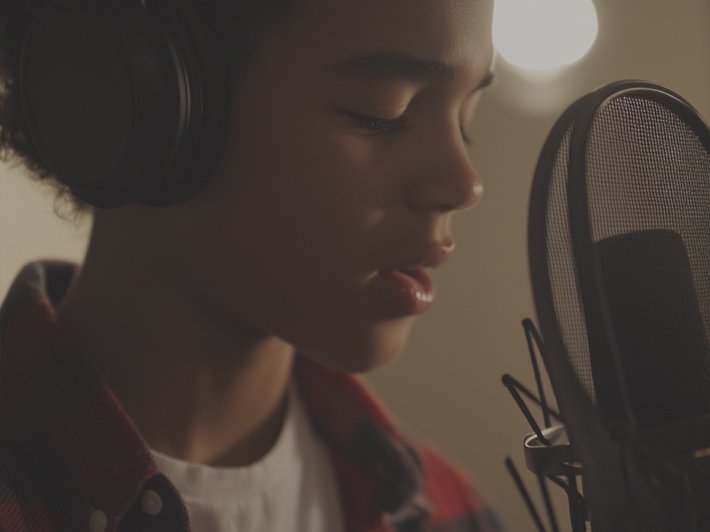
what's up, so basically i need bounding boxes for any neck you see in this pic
[55,215,295,467]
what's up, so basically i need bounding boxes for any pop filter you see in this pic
[525,80,710,531]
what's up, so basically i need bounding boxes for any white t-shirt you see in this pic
[150,381,345,532]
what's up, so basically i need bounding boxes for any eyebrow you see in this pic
[326,52,495,88]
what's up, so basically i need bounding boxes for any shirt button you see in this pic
[89,510,108,532]
[141,489,163,516]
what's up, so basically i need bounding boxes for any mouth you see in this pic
[375,267,436,316]
[370,243,453,316]
[395,268,434,297]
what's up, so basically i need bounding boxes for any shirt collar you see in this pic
[294,355,431,527]
[0,260,157,524]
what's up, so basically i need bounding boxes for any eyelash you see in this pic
[345,111,474,146]
[346,112,409,134]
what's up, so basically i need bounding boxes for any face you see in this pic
[166,0,494,372]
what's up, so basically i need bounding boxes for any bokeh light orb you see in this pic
[493,0,599,72]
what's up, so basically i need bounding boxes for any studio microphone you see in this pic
[502,80,710,532]
[596,229,710,429]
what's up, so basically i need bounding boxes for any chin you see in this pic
[302,317,416,374]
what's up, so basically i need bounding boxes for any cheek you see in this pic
[186,133,363,311]
[222,121,392,249]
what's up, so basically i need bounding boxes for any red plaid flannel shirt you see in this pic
[0,260,503,532]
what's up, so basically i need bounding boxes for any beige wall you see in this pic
[1,1,708,530]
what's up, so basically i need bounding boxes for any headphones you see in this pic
[19,0,229,208]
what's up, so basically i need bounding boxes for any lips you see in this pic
[376,268,435,315]
[373,245,452,316]
[406,245,452,270]
[397,268,434,297]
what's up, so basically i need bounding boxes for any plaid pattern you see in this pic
[0,260,504,532]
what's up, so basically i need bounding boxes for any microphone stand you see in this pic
[503,318,587,532]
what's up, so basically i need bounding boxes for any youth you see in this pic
[0,0,502,530]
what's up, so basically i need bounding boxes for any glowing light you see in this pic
[493,0,599,73]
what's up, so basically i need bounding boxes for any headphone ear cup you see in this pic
[139,0,230,206]
[19,0,229,208]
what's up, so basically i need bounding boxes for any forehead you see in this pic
[269,0,494,83]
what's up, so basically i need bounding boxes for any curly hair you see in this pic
[0,0,299,223]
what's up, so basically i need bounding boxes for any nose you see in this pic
[404,133,484,213]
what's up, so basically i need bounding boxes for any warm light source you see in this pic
[493,0,599,73]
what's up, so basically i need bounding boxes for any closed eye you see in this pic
[344,110,474,146]
[343,111,409,134]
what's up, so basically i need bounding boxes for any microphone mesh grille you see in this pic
[586,96,710,273]
[546,125,597,402]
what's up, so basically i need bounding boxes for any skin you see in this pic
[55,0,495,467]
